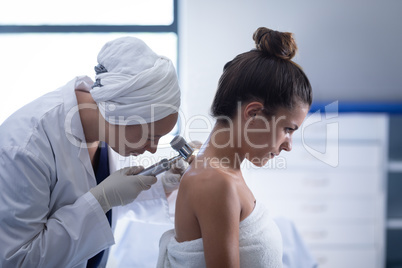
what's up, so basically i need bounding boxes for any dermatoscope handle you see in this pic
[137,135,194,177]
[138,158,170,176]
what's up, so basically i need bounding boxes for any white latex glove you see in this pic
[90,166,157,213]
[161,140,203,194]
[161,158,189,194]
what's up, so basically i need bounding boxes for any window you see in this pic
[0,0,178,125]
[0,0,174,25]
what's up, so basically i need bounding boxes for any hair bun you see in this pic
[253,27,297,60]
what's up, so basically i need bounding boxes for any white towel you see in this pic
[90,37,180,125]
[157,201,283,268]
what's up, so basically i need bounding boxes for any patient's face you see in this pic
[244,102,309,167]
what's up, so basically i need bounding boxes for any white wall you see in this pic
[178,0,402,126]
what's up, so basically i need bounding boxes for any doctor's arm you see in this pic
[0,147,113,267]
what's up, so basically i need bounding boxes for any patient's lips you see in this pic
[270,152,279,158]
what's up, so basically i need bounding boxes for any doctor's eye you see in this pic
[147,137,160,143]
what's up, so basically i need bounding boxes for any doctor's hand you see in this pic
[161,140,203,194]
[90,166,157,213]
[161,158,189,194]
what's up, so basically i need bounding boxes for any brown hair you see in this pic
[211,27,312,119]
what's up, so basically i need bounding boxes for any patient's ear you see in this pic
[243,102,264,120]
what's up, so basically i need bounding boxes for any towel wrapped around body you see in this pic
[157,201,283,268]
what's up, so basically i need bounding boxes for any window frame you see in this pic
[0,0,181,133]
[0,0,179,73]
[0,0,179,74]
[0,0,178,34]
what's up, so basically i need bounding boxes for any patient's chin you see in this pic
[250,158,269,167]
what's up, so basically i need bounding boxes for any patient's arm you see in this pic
[190,170,242,268]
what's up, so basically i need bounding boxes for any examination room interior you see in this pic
[0,0,401,267]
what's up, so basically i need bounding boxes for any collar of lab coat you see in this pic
[62,76,97,181]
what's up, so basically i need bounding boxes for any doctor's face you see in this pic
[107,112,178,157]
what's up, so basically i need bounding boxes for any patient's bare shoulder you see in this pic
[175,159,242,242]
[181,162,237,196]
[180,163,240,217]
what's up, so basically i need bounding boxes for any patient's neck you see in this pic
[201,122,245,170]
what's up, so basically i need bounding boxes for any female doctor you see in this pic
[0,36,182,267]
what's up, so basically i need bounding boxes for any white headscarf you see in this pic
[90,37,181,125]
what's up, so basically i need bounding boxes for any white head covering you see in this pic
[90,36,180,125]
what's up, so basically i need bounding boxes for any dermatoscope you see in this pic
[138,135,194,176]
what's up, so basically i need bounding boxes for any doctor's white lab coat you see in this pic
[0,76,169,268]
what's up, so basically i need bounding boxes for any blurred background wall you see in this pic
[178,0,402,122]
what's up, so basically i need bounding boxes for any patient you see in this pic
[157,26,312,268]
